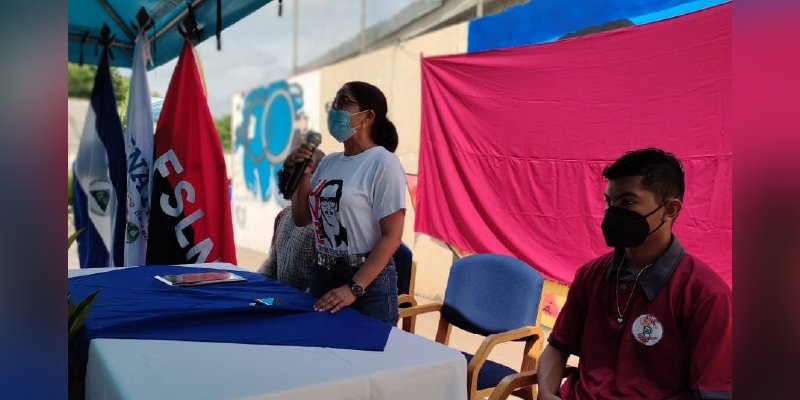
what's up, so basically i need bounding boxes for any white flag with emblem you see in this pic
[123,32,154,266]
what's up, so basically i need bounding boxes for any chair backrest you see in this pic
[393,242,413,296]
[442,253,544,336]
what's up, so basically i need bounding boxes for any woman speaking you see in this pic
[290,81,406,324]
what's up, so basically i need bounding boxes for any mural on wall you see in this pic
[234,80,308,204]
[230,71,321,252]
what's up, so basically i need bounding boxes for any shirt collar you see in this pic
[604,235,685,301]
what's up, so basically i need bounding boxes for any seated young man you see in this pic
[537,148,732,400]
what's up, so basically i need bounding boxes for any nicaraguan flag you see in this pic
[122,32,154,266]
[146,41,237,265]
[72,47,127,268]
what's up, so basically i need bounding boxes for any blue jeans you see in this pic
[310,259,399,325]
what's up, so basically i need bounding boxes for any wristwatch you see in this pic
[349,279,365,297]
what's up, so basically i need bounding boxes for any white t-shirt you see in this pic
[308,146,406,256]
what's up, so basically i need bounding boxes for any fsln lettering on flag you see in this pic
[123,32,154,266]
[146,41,237,265]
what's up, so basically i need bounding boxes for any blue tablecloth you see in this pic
[68,266,392,351]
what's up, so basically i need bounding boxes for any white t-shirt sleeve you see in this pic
[372,152,407,221]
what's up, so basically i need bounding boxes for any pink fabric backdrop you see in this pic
[416,4,731,285]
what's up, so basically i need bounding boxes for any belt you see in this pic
[317,252,371,270]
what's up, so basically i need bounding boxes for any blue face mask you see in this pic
[327,109,366,142]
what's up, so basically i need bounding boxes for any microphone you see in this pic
[283,130,322,200]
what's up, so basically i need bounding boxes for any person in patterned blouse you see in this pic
[258,149,324,291]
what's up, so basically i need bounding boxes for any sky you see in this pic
[136,0,415,117]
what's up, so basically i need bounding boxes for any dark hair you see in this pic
[277,163,293,198]
[344,81,398,152]
[278,148,324,199]
[602,148,685,201]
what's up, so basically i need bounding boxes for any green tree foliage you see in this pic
[68,63,130,105]
[214,114,232,153]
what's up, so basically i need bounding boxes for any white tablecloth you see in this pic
[69,264,467,400]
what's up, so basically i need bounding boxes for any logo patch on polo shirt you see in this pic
[632,314,663,346]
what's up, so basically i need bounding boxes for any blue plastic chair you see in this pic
[392,242,418,332]
[399,253,545,400]
[394,242,415,300]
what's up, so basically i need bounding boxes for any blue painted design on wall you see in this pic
[467,0,727,52]
[234,80,305,203]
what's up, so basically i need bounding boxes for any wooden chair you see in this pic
[488,366,578,400]
[399,253,545,400]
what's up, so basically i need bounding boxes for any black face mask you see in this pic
[601,203,666,248]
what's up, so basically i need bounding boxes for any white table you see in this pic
[69,264,467,400]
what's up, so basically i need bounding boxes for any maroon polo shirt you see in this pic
[549,236,732,399]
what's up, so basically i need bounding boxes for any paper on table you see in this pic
[155,271,246,286]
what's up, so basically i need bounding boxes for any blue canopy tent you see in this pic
[68,0,277,68]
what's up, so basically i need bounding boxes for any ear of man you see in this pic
[664,198,683,221]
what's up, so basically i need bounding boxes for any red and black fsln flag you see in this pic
[146,41,236,265]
